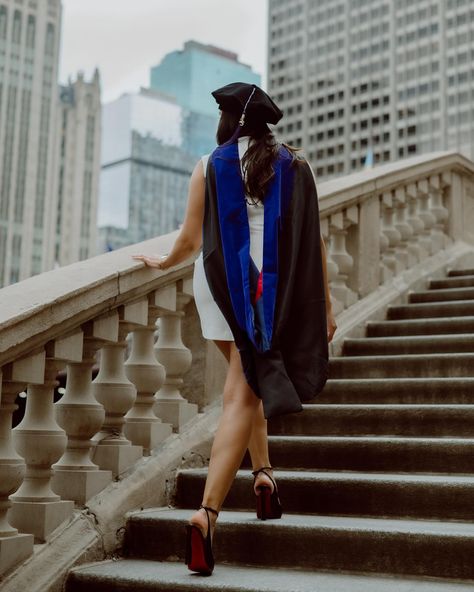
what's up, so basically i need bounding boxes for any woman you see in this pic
[132,82,337,576]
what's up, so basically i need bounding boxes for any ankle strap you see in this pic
[251,466,273,477]
[251,467,276,490]
[200,504,219,517]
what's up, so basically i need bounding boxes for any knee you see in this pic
[223,383,260,411]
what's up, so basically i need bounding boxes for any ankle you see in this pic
[251,465,273,474]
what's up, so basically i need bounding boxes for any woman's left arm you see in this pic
[132,160,205,269]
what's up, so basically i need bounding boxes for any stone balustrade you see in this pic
[318,151,474,311]
[0,150,473,577]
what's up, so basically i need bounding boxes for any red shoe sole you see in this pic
[256,486,283,520]
[185,524,213,575]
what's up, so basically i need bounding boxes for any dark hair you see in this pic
[216,109,301,202]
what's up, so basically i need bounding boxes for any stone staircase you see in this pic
[65,267,474,591]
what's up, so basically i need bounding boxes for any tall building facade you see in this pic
[54,70,101,266]
[268,0,474,181]
[99,41,263,253]
[0,0,61,285]
[151,40,261,117]
[150,40,261,155]
[98,88,196,252]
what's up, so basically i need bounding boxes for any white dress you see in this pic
[193,135,264,341]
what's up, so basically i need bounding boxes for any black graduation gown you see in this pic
[202,139,329,419]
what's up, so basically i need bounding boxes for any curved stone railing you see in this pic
[318,150,474,315]
[0,150,473,578]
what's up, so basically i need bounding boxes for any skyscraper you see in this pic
[53,70,102,266]
[0,0,62,285]
[151,40,261,117]
[0,1,103,286]
[268,0,474,182]
[98,41,263,252]
[98,88,197,252]
[150,40,261,155]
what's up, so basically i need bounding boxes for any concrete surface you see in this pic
[66,559,474,591]
[124,509,474,579]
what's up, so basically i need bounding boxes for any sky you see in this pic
[59,0,268,104]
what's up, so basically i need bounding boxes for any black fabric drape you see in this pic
[202,151,329,419]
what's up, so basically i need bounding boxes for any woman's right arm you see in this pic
[320,236,337,342]
[132,159,205,269]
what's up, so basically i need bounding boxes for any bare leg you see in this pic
[214,341,275,494]
[247,401,275,493]
[189,341,261,535]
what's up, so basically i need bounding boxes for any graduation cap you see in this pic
[211,82,283,127]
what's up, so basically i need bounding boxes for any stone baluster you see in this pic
[0,352,45,575]
[91,301,148,478]
[380,192,404,276]
[320,217,343,316]
[393,187,415,268]
[154,280,198,432]
[9,334,83,542]
[52,314,119,505]
[328,209,357,310]
[348,195,381,297]
[428,174,450,252]
[378,219,392,284]
[443,170,463,242]
[416,178,437,256]
[124,290,173,455]
[405,182,428,262]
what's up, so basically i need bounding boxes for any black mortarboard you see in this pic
[211,82,283,126]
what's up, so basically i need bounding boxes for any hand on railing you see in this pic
[131,254,170,270]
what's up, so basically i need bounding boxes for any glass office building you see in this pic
[98,89,197,252]
[150,40,261,155]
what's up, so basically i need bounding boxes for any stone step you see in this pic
[267,404,474,437]
[177,469,474,521]
[448,268,474,277]
[387,300,474,319]
[366,316,474,337]
[343,334,474,355]
[430,275,474,289]
[330,353,474,379]
[318,378,474,404]
[257,435,474,472]
[123,508,474,579]
[410,287,474,303]
[64,559,474,592]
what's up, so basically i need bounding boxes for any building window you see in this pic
[0,5,7,40]
[12,9,21,44]
[45,22,55,56]
[26,15,35,48]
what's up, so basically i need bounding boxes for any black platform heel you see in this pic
[252,466,282,520]
[185,504,219,575]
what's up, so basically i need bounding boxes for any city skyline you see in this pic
[59,0,268,103]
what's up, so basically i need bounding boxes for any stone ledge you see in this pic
[318,150,474,215]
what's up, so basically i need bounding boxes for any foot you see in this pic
[253,467,276,496]
[188,506,218,541]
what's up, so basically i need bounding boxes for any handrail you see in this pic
[0,231,194,367]
[2,150,472,365]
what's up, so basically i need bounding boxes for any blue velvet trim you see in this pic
[211,140,294,352]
